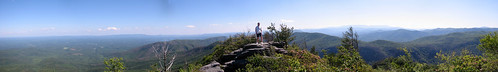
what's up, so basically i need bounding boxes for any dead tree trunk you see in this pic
[152,44,176,72]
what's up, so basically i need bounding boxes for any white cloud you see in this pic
[228,23,233,25]
[98,27,119,31]
[281,19,295,23]
[107,27,119,30]
[185,25,196,28]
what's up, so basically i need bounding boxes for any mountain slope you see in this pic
[360,28,498,42]
[292,31,492,64]
[292,32,341,53]
[293,32,404,63]
[118,36,226,60]
[405,31,489,63]
[360,29,427,42]
[113,36,226,71]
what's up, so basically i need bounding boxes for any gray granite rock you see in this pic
[200,42,288,72]
[200,61,224,72]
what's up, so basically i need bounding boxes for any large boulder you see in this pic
[200,42,288,72]
[235,48,268,60]
[200,61,224,72]
[243,43,263,50]
[217,54,236,63]
[223,60,248,72]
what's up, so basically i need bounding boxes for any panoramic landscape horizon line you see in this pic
[2,26,497,38]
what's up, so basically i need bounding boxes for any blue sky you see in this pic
[1,0,498,37]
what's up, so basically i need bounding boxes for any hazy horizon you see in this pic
[2,0,498,37]
[1,26,496,38]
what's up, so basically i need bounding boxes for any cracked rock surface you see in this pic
[200,42,287,72]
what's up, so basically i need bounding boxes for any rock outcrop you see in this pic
[200,42,287,72]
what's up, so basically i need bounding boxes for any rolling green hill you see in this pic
[292,32,405,63]
[292,32,342,53]
[292,31,492,64]
[404,31,488,63]
[118,36,226,59]
[360,28,498,42]
[113,36,226,71]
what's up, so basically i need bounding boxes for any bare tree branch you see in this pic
[166,54,176,71]
[151,43,174,72]
[152,45,164,70]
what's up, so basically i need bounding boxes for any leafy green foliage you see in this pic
[239,49,324,72]
[478,32,498,57]
[267,23,295,46]
[435,49,486,71]
[147,63,160,72]
[104,57,126,72]
[482,58,498,71]
[372,48,434,72]
[179,64,202,72]
[320,27,373,71]
[333,46,372,71]
[478,32,498,71]
[241,64,266,72]
[243,54,288,71]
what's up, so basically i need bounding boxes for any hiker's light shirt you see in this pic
[255,26,261,34]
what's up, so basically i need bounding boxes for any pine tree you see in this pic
[310,46,317,55]
[341,27,359,51]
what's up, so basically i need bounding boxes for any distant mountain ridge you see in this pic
[292,31,492,64]
[299,25,403,36]
[361,28,498,42]
[301,26,498,42]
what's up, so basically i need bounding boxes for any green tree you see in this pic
[147,63,160,72]
[335,46,371,71]
[267,23,295,47]
[478,32,498,71]
[435,49,486,72]
[104,57,126,72]
[341,27,359,51]
[388,48,415,71]
[310,46,318,55]
[179,64,202,72]
[478,32,498,58]
[324,27,371,71]
[372,47,433,71]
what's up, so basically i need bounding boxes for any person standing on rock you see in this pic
[255,22,263,44]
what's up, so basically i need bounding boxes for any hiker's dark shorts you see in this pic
[256,33,262,37]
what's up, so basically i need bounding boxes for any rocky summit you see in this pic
[200,42,288,72]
